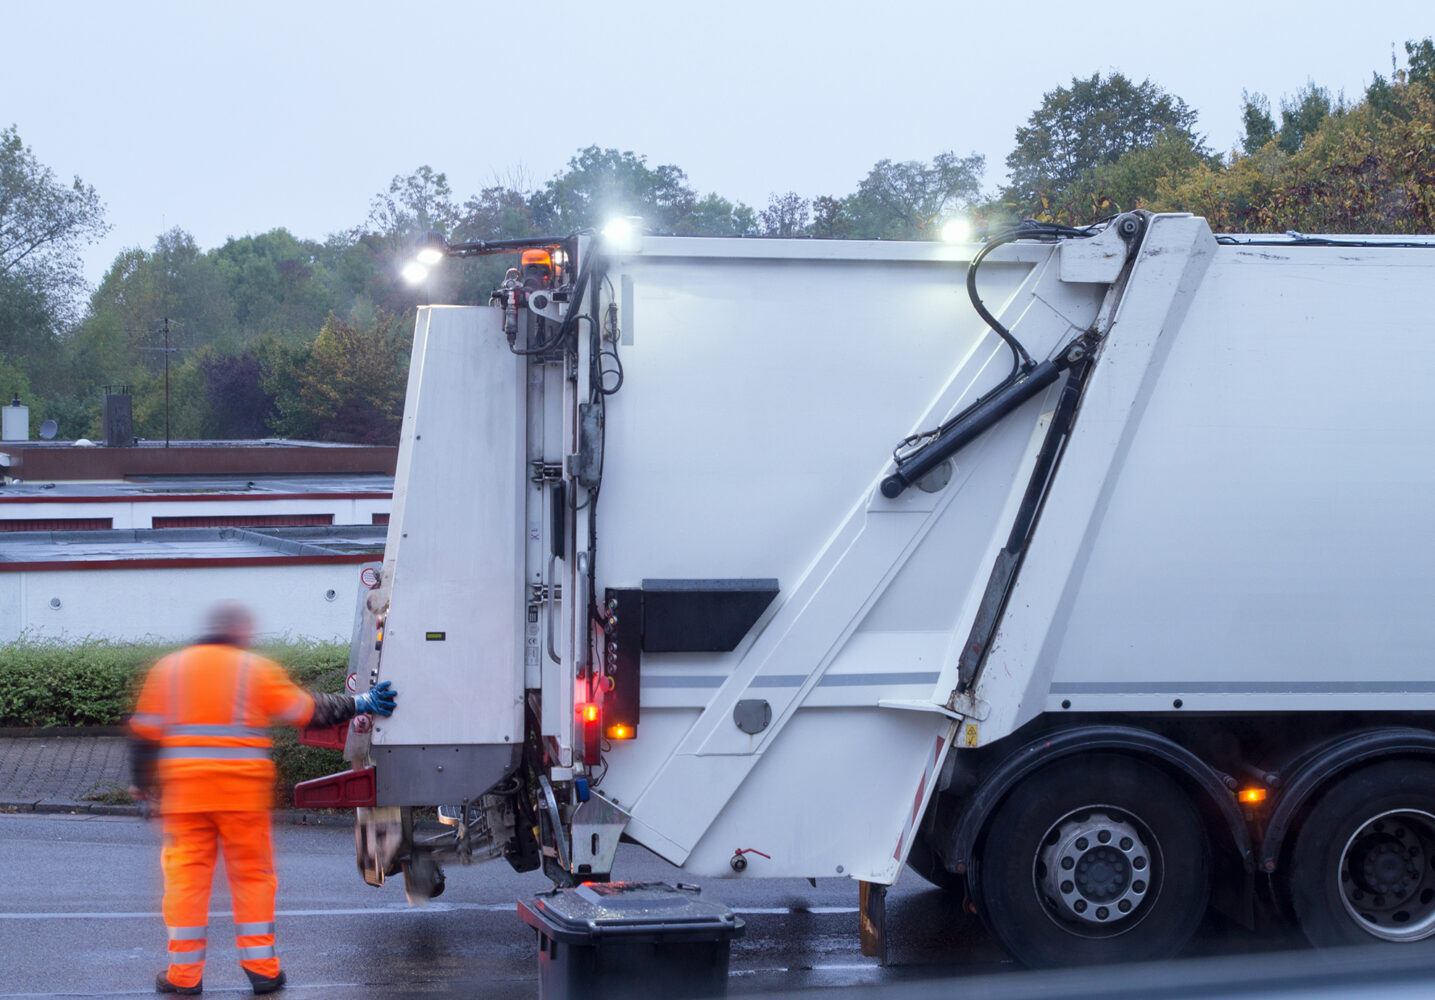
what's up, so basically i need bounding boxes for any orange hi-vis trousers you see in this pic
[161,811,281,988]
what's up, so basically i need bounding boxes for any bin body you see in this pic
[518,882,744,1000]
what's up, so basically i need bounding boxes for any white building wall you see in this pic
[1,497,390,529]
[4,563,369,644]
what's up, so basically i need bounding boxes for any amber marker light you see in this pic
[1239,787,1267,804]
[607,724,632,740]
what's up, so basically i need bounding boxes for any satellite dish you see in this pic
[39,419,58,441]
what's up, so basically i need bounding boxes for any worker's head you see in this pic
[204,600,255,648]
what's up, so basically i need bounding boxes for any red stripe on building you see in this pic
[0,517,114,531]
[151,513,335,529]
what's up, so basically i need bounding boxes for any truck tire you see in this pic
[979,754,1210,968]
[1288,760,1435,947]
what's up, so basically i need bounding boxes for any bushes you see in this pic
[0,637,349,727]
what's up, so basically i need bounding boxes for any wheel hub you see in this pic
[1338,809,1435,941]
[1038,809,1153,928]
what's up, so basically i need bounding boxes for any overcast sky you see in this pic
[5,0,1432,287]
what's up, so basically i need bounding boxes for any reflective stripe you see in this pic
[233,654,252,726]
[168,947,206,964]
[235,921,275,936]
[169,724,269,740]
[158,746,271,761]
[132,712,165,728]
[237,945,277,960]
[167,926,207,941]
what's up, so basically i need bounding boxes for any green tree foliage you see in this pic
[0,125,108,410]
[1005,73,1205,215]
[530,146,699,233]
[0,125,108,314]
[842,152,985,239]
[1277,82,1340,154]
[1240,91,1277,154]
[759,192,811,236]
[1157,77,1435,233]
[267,312,409,444]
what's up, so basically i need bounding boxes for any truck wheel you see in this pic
[1289,760,1435,947]
[979,754,1210,967]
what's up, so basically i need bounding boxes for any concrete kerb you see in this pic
[1,798,347,825]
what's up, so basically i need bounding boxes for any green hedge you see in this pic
[0,637,349,727]
[0,638,349,804]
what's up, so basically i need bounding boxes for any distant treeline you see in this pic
[1,39,1431,446]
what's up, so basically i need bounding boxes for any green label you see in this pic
[425,631,446,641]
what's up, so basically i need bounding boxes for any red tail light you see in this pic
[581,703,601,765]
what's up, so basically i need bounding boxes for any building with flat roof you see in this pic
[0,440,398,644]
[0,525,385,644]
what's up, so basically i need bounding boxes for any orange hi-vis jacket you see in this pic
[130,645,318,813]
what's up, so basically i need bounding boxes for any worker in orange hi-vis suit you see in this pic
[129,600,397,996]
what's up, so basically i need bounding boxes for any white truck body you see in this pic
[346,213,1435,964]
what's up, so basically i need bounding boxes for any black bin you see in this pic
[517,881,744,1000]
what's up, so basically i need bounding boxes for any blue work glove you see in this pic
[355,680,398,717]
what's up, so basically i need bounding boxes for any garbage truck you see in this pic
[297,211,1435,968]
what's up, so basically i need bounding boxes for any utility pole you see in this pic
[141,317,181,448]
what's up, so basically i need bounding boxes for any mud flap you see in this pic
[355,805,403,887]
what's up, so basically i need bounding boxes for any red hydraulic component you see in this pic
[293,766,376,808]
[298,721,349,750]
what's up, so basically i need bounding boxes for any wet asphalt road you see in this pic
[0,812,1310,999]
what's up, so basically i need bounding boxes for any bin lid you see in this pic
[517,881,745,944]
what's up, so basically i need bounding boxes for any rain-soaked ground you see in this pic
[10,811,1427,1000]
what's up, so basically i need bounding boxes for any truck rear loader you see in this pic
[299,211,1435,968]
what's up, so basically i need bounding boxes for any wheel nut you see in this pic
[1061,881,1074,894]
[1120,837,1133,850]
[1118,900,1132,913]
[1074,900,1087,913]
[1096,906,1109,920]
[1061,857,1075,870]
[1076,837,1089,850]
[1133,880,1147,893]
[1133,857,1147,870]
[1098,830,1111,844]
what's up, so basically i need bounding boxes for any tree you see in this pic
[810,195,853,238]
[1277,82,1339,154]
[759,192,811,237]
[1156,79,1435,234]
[0,125,107,307]
[1406,37,1435,88]
[529,147,698,233]
[844,152,984,239]
[267,312,409,444]
[1240,91,1277,154]
[1005,73,1204,213]
[678,193,757,236]
[361,165,460,247]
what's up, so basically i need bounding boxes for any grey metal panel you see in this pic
[644,675,726,688]
[1050,681,1435,695]
[372,744,519,806]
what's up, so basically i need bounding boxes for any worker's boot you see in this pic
[154,971,202,995]
[244,969,286,995]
